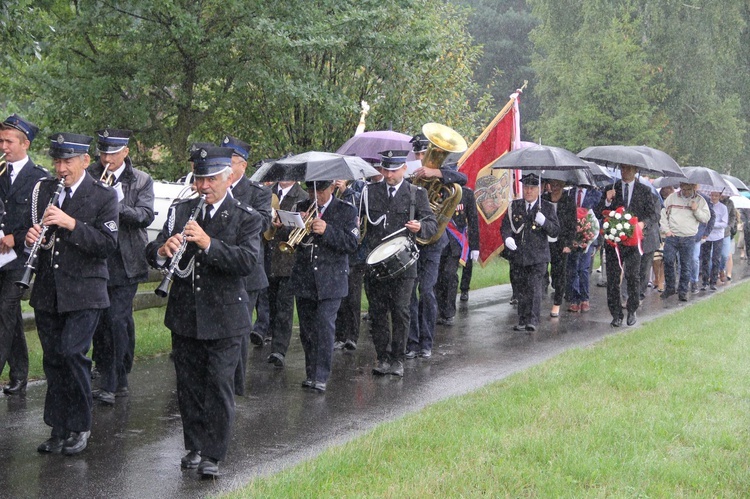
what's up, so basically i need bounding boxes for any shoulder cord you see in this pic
[361,184,387,228]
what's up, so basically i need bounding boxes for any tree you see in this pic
[4,0,493,179]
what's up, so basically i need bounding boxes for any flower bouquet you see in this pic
[572,207,599,251]
[601,206,642,248]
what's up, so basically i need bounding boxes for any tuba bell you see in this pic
[412,123,467,245]
[278,205,318,253]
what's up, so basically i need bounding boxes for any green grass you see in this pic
[3,255,510,382]
[225,281,750,497]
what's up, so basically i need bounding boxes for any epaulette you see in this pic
[235,200,256,215]
[338,198,356,209]
[248,180,265,189]
[39,176,59,184]
[33,164,51,175]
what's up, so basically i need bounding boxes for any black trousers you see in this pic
[367,274,415,363]
[269,276,295,356]
[512,262,546,327]
[335,262,365,344]
[548,241,569,306]
[0,269,28,381]
[234,289,259,396]
[297,296,341,384]
[604,244,641,319]
[459,258,473,293]
[36,308,101,434]
[95,283,139,393]
[172,332,241,461]
[435,242,461,320]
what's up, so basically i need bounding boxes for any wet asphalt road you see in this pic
[1,264,748,498]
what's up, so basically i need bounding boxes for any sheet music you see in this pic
[276,210,306,229]
[0,231,18,269]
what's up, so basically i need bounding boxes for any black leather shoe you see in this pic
[436,317,446,325]
[678,294,688,302]
[627,311,637,326]
[301,379,313,389]
[372,360,391,375]
[389,360,404,377]
[267,352,284,368]
[442,316,454,326]
[3,378,27,395]
[311,382,326,392]
[249,331,264,346]
[344,340,357,351]
[198,457,219,478]
[181,450,201,469]
[661,289,675,299]
[92,389,115,405]
[525,324,537,332]
[512,324,527,331]
[610,317,623,327]
[115,387,129,398]
[62,431,90,455]
[37,436,66,454]
[460,291,469,301]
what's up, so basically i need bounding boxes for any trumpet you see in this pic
[0,153,7,176]
[16,178,67,289]
[154,195,207,297]
[278,206,318,254]
[99,163,114,186]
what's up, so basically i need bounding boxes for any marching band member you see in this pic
[0,114,50,396]
[146,146,263,477]
[290,181,358,391]
[89,129,155,405]
[28,133,119,455]
[221,134,271,396]
[361,150,436,377]
[501,173,560,332]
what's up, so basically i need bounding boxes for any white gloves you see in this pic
[504,237,517,251]
[470,250,479,262]
[534,211,546,226]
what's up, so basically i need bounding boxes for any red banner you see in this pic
[457,92,521,266]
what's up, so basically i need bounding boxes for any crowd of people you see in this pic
[1,112,746,478]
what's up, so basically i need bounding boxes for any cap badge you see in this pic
[200,149,208,158]
[103,130,110,138]
[56,134,65,144]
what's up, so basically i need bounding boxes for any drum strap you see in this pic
[408,184,416,221]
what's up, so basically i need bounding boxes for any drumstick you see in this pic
[380,216,430,241]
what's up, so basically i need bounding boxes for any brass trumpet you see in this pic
[278,206,318,254]
[99,163,114,186]
[263,192,281,241]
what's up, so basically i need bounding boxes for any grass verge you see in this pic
[225,280,750,497]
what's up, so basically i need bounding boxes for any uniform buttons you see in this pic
[196,287,201,292]
[195,275,200,279]
[53,264,59,269]
[313,267,318,271]
[314,255,318,259]
[56,238,60,243]
[196,262,201,267]
[54,251,59,256]
[238,297,242,301]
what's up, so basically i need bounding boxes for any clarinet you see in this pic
[154,195,206,297]
[16,178,67,289]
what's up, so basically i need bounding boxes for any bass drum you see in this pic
[366,236,419,280]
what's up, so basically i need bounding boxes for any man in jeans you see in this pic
[660,182,710,301]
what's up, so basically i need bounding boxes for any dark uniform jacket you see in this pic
[446,187,479,254]
[542,190,576,248]
[267,182,308,278]
[28,173,119,313]
[595,180,658,239]
[89,158,155,283]
[232,175,272,231]
[501,198,560,266]
[290,197,359,301]
[146,195,263,340]
[360,181,437,279]
[0,158,51,271]
[231,175,271,291]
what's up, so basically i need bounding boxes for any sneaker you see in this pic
[404,350,418,360]
[372,360,391,375]
[459,291,469,301]
[333,341,345,350]
[419,349,432,358]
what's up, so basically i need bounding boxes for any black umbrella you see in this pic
[255,151,380,182]
[721,173,749,192]
[577,145,685,178]
[540,168,596,187]
[490,144,590,171]
[652,166,736,194]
